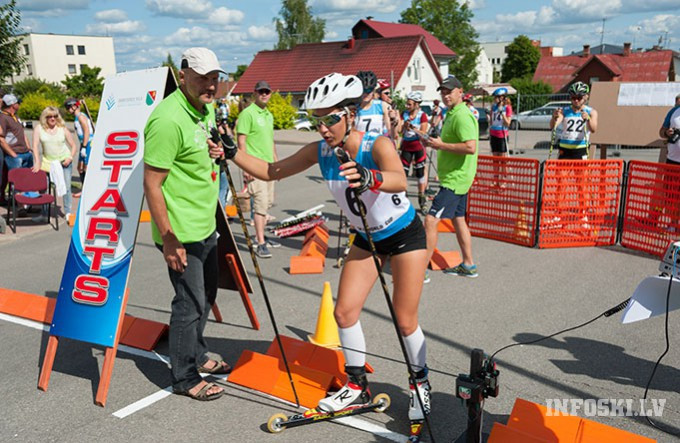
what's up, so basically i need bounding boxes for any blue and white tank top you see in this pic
[317,132,415,241]
[402,110,427,141]
[356,99,386,135]
[558,105,591,149]
[74,111,95,144]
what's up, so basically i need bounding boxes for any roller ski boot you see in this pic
[408,367,432,442]
[418,193,429,216]
[266,367,391,433]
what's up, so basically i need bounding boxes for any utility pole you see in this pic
[600,18,606,53]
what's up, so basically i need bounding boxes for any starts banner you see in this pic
[51,67,173,347]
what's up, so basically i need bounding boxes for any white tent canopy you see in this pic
[468,83,517,96]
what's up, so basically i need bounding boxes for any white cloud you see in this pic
[17,0,88,10]
[94,9,128,23]
[145,0,212,18]
[210,7,245,26]
[465,0,485,9]
[552,0,621,21]
[85,20,146,36]
[312,0,400,14]
[635,14,680,34]
[247,25,276,41]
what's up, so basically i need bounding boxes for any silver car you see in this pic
[510,106,558,130]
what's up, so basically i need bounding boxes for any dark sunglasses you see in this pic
[570,95,585,100]
[257,89,271,95]
[309,111,346,129]
[382,91,391,96]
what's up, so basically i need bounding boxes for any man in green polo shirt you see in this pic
[424,75,479,279]
[236,80,279,258]
[144,47,230,401]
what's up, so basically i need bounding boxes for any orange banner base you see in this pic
[228,335,374,408]
[488,398,655,443]
[429,249,461,271]
[0,288,167,351]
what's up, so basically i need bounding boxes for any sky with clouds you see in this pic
[16,0,680,75]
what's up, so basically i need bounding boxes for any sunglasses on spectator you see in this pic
[309,110,346,129]
[47,115,58,119]
[257,89,271,95]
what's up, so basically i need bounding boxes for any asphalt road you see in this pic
[1,129,678,442]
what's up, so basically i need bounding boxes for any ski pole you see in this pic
[334,147,436,443]
[210,128,300,408]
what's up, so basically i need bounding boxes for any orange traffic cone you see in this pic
[308,281,340,348]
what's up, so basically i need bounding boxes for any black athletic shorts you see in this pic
[490,135,508,153]
[400,149,427,167]
[353,214,426,256]
[667,158,680,165]
[558,147,588,160]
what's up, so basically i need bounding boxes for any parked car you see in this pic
[476,107,489,139]
[510,105,558,130]
[294,111,312,131]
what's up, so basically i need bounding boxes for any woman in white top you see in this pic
[32,106,78,220]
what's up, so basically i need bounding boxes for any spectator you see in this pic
[659,92,680,165]
[64,98,95,198]
[377,79,399,140]
[463,94,479,120]
[236,80,280,258]
[143,47,230,401]
[1,94,36,186]
[216,110,233,208]
[31,106,78,222]
[430,99,444,136]
[423,75,479,280]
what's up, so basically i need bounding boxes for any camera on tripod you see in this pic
[669,128,680,144]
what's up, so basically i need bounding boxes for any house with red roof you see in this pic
[233,34,444,107]
[534,43,678,93]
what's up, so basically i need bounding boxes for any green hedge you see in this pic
[16,92,60,121]
[268,92,296,130]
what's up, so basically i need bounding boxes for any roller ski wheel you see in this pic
[408,419,424,442]
[264,393,391,433]
[335,257,345,268]
[267,413,288,433]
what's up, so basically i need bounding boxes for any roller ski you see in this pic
[408,368,432,442]
[267,367,390,433]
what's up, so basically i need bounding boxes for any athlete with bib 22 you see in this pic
[222,73,432,427]
[550,82,598,159]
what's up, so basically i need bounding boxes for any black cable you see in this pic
[641,250,679,437]
[489,297,630,363]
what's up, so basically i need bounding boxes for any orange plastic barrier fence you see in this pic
[538,159,623,249]
[467,155,541,247]
[620,160,680,257]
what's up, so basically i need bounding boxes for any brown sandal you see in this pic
[198,359,232,375]
[175,382,224,401]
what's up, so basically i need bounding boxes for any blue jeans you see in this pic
[5,151,34,170]
[157,232,218,392]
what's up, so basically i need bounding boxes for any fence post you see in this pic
[534,160,546,247]
[616,160,629,244]
[513,92,520,151]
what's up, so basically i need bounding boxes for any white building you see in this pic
[475,48,494,85]
[10,33,116,85]
[480,41,511,78]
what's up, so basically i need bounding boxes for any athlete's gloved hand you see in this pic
[334,147,383,194]
[210,128,238,160]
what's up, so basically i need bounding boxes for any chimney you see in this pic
[346,37,355,50]
[582,45,590,57]
[623,42,631,56]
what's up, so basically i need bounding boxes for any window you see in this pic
[26,64,32,76]
[23,44,29,56]
[361,30,368,39]
[66,45,74,55]
[78,45,85,55]
[413,58,421,82]
[68,64,76,74]
[80,64,87,72]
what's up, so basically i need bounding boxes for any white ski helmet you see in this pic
[303,73,364,110]
[406,91,423,103]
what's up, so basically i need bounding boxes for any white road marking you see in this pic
[1,312,408,439]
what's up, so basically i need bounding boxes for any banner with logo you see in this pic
[50,67,175,347]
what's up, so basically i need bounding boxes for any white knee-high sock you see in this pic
[339,321,366,368]
[403,325,426,372]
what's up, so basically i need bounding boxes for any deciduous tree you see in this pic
[0,0,26,84]
[400,0,480,89]
[501,35,541,82]
[274,0,325,50]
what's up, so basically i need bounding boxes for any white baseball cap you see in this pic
[180,47,226,76]
[2,94,18,106]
